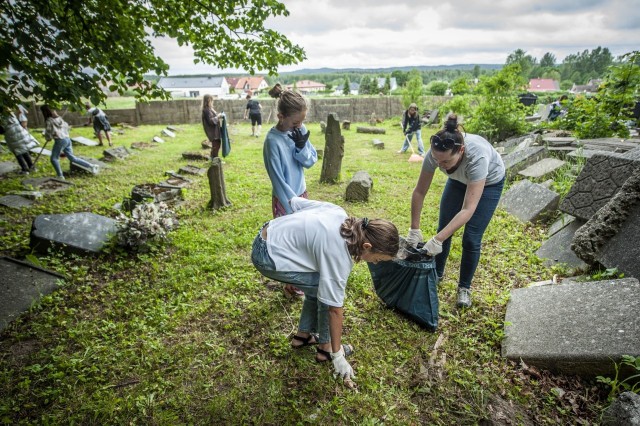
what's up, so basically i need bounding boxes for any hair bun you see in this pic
[268,83,283,99]
[445,114,458,132]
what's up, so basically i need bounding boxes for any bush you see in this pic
[116,202,179,251]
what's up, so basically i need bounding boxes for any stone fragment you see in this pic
[345,171,373,202]
[500,179,559,223]
[30,212,117,255]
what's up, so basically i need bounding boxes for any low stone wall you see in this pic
[25,96,452,127]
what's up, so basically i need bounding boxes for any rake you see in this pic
[403,133,424,163]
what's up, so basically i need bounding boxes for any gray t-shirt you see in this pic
[422,133,505,185]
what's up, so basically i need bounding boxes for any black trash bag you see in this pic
[367,240,439,331]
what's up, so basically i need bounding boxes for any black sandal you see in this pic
[291,333,319,348]
[315,344,354,363]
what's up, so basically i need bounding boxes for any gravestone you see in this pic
[179,165,206,176]
[131,183,183,204]
[623,146,640,161]
[369,112,377,126]
[548,213,575,236]
[578,138,638,152]
[0,257,65,332]
[160,175,191,188]
[30,147,52,157]
[567,148,612,160]
[500,179,560,223]
[103,146,130,161]
[0,195,34,209]
[502,277,640,376]
[345,171,373,202]
[152,136,165,144]
[70,157,104,175]
[426,109,439,125]
[535,220,589,272]
[320,114,344,184]
[182,151,209,161]
[131,142,155,150]
[320,121,326,134]
[22,177,73,194]
[342,120,351,130]
[601,392,640,426]
[0,161,20,175]
[572,167,640,279]
[167,126,183,132]
[372,139,384,149]
[560,153,639,221]
[201,140,213,150]
[71,136,100,147]
[161,129,176,138]
[543,136,576,147]
[518,158,565,180]
[208,157,231,210]
[30,212,117,255]
[356,126,386,135]
[502,146,547,179]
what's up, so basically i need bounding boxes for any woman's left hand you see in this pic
[424,237,443,255]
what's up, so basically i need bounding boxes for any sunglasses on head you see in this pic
[430,134,462,151]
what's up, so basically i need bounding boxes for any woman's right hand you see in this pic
[406,229,423,247]
[331,347,355,379]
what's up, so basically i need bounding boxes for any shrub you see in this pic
[116,202,179,251]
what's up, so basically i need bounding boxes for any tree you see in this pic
[426,81,448,96]
[473,65,481,78]
[360,75,372,95]
[391,70,408,87]
[0,0,305,109]
[343,77,350,95]
[384,76,391,94]
[540,52,557,68]
[450,77,470,95]
[506,49,537,78]
[402,70,423,107]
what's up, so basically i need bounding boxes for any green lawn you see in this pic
[0,121,605,424]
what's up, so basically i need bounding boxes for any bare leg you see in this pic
[105,131,113,147]
[96,132,104,146]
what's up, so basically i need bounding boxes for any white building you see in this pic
[158,76,230,98]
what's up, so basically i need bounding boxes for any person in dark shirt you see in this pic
[398,103,425,156]
[244,93,262,137]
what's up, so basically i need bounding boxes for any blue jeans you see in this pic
[436,177,505,289]
[251,227,330,344]
[51,138,93,177]
[401,130,425,155]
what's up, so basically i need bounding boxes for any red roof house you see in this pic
[528,78,560,92]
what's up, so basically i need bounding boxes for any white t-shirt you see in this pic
[422,133,505,185]
[266,198,353,307]
[87,107,106,118]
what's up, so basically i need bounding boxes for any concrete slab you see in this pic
[182,151,209,161]
[0,257,65,332]
[71,136,100,146]
[518,158,566,180]
[161,129,176,138]
[502,278,640,376]
[103,146,130,161]
[152,136,165,144]
[548,213,576,236]
[179,165,207,176]
[502,146,547,179]
[0,161,20,176]
[69,157,107,175]
[500,179,560,223]
[535,220,589,272]
[543,136,576,147]
[22,177,73,194]
[29,147,52,157]
[596,203,640,279]
[0,195,34,209]
[30,212,117,255]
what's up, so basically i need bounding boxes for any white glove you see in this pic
[406,228,423,248]
[424,236,443,256]
[331,347,355,380]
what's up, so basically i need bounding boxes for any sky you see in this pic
[152,0,640,75]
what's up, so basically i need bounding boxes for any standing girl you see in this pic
[407,114,505,308]
[243,93,262,137]
[41,105,99,179]
[202,94,224,159]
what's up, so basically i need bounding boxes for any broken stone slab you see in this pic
[30,212,117,255]
[0,195,34,209]
[0,161,20,175]
[502,146,547,179]
[518,158,566,180]
[29,147,52,157]
[131,142,156,150]
[159,176,192,188]
[548,213,576,236]
[22,177,73,194]
[201,140,213,150]
[131,183,183,203]
[535,220,589,272]
[152,136,165,144]
[161,129,176,138]
[495,134,538,151]
[601,392,640,426]
[103,146,130,161]
[543,136,576,147]
[623,146,640,161]
[372,139,385,149]
[572,167,640,279]
[502,277,640,376]
[8,190,43,200]
[166,126,183,132]
[345,171,373,202]
[182,151,209,161]
[69,156,106,175]
[0,256,66,332]
[71,136,100,146]
[500,179,560,223]
[356,127,386,135]
[567,148,614,160]
[576,138,638,152]
[559,153,639,220]
[179,165,207,176]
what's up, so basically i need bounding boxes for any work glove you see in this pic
[288,127,310,149]
[406,229,423,248]
[331,347,355,380]
[424,236,443,256]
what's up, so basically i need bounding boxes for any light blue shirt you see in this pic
[263,124,318,214]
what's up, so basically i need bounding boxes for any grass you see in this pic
[0,120,606,424]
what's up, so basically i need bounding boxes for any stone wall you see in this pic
[25,96,452,127]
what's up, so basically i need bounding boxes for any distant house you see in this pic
[570,79,602,94]
[158,76,229,98]
[333,82,360,96]
[234,76,269,95]
[285,80,326,95]
[528,78,560,92]
[374,77,398,92]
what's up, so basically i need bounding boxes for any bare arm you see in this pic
[435,179,485,241]
[410,169,435,229]
[328,306,343,353]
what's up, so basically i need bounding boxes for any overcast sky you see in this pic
[152,0,640,75]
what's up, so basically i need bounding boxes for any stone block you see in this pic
[548,213,575,236]
[182,151,209,161]
[502,278,640,376]
[152,136,165,144]
[518,158,566,180]
[535,220,589,272]
[161,128,176,138]
[356,126,386,135]
[345,171,373,202]
[71,136,100,146]
[103,146,130,161]
[0,161,21,175]
[179,165,206,176]
[372,139,385,149]
[131,142,155,150]
[0,257,65,332]
[543,136,576,147]
[30,212,117,255]
[22,177,73,194]
[0,195,34,209]
[502,146,547,179]
[560,153,639,220]
[29,147,52,157]
[500,179,560,223]
[342,120,351,130]
[69,157,106,175]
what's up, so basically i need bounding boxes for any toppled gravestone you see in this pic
[0,195,34,209]
[572,166,640,279]
[131,183,182,204]
[152,136,165,144]
[179,165,206,176]
[500,179,560,223]
[0,161,20,176]
[601,392,640,426]
[22,177,73,194]
[560,153,640,220]
[161,129,176,138]
[103,146,130,161]
[345,171,373,202]
[131,142,155,150]
[320,114,344,184]
[30,212,117,255]
[0,256,65,332]
[182,151,209,161]
[518,158,565,180]
[502,146,547,179]
[535,220,588,272]
[356,126,385,135]
[71,136,99,146]
[502,277,640,376]
[372,139,384,149]
[70,156,106,175]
